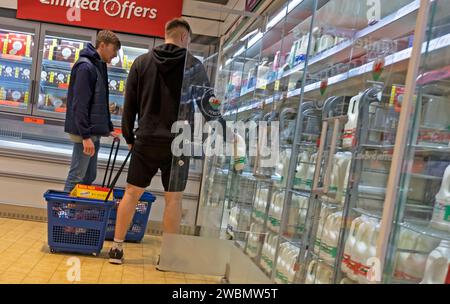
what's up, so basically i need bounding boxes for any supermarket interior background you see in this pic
[0,0,449,285]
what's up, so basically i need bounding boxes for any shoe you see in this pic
[108,248,124,265]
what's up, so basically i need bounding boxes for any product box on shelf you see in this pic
[5,88,29,105]
[43,38,58,60]
[2,33,32,57]
[54,40,84,63]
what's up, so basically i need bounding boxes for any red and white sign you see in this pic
[17,0,183,38]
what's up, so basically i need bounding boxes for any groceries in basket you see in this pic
[70,184,114,201]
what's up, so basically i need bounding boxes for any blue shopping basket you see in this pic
[105,189,156,242]
[45,138,132,256]
[44,190,115,256]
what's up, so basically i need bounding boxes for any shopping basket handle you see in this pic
[105,148,132,203]
[102,137,121,188]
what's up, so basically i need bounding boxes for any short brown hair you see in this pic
[96,30,121,50]
[165,18,192,36]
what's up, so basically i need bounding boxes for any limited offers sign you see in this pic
[17,0,183,37]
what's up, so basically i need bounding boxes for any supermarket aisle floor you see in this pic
[0,218,221,284]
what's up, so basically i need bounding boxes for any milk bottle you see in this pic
[316,263,333,284]
[275,243,290,283]
[328,153,341,195]
[430,165,450,232]
[343,93,363,149]
[315,205,332,254]
[394,229,418,281]
[350,218,376,282]
[276,149,292,187]
[342,216,364,275]
[304,152,318,190]
[297,197,308,233]
[286,248,300,283]
[295,151,311,188]
[321,212,343,263]
[420,240,450,284]
[358,221,380,284]
[337,152,352,204]
[401,235,440,282]
[305,260,318,284]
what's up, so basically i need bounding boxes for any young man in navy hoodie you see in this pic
[109,19,227,264]
[64,31,121,192]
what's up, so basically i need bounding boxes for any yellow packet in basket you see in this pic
[70,184,114,201]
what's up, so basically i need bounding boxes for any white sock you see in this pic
[113,239,124,250]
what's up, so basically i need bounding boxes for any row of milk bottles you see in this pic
[314,207,343,264]
[260,235,302,284]
[274,242,300,284]
[340,216,449,284]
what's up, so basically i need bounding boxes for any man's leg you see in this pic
[82,140,100,185]
[114,183,145,240]
[109,183,145,264]
[64,142,92,192]
[163,192,183,234]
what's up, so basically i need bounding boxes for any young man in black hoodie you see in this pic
[109,18,227,264]
[64,31,121,192]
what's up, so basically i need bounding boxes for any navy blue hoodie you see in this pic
[64,43,114,139]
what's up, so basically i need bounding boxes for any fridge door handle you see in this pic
[323,117,341,194]
[31,79,36,103]
[312,120,328,193]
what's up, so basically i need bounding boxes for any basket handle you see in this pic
[105,149,132,203]
[102,137,121,188]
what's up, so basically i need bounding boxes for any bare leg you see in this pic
[163,192,183,234]
[114,183,145,241]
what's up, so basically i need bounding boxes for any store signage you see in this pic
[246,0,262,12]
[16,0,183,37]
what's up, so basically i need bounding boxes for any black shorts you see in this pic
[127,141,190,192]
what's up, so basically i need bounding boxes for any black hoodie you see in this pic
[122,43,224,145]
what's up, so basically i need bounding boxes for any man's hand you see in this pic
[110,131,119,138]
[82,138,95,157]
[128,144,133,151]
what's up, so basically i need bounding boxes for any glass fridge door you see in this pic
[33,24,97,119]
[383,0,450,284]
[0,17,39,115]
[107,33,154,127]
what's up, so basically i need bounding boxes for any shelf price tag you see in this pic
[3,34,8,54]
[24,117,44,125]
[274,80,280,91]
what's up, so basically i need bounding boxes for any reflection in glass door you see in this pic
[0,17,39,115]
[107,33,153,125]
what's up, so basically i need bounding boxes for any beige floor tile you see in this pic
[0,272,26,283]
[144,278,166,284]
[185,273,208,280]
[21,277,49,284]
[164,272,186,279]
[144,271,165,280]
[165,278,188,284]
[98,278,122,284]
[186,279,208,284]
[122,278,145,284]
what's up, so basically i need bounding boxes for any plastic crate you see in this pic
[44,190,115,256]
[105,189,155,242]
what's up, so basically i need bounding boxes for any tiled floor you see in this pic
[0,218,222,284]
